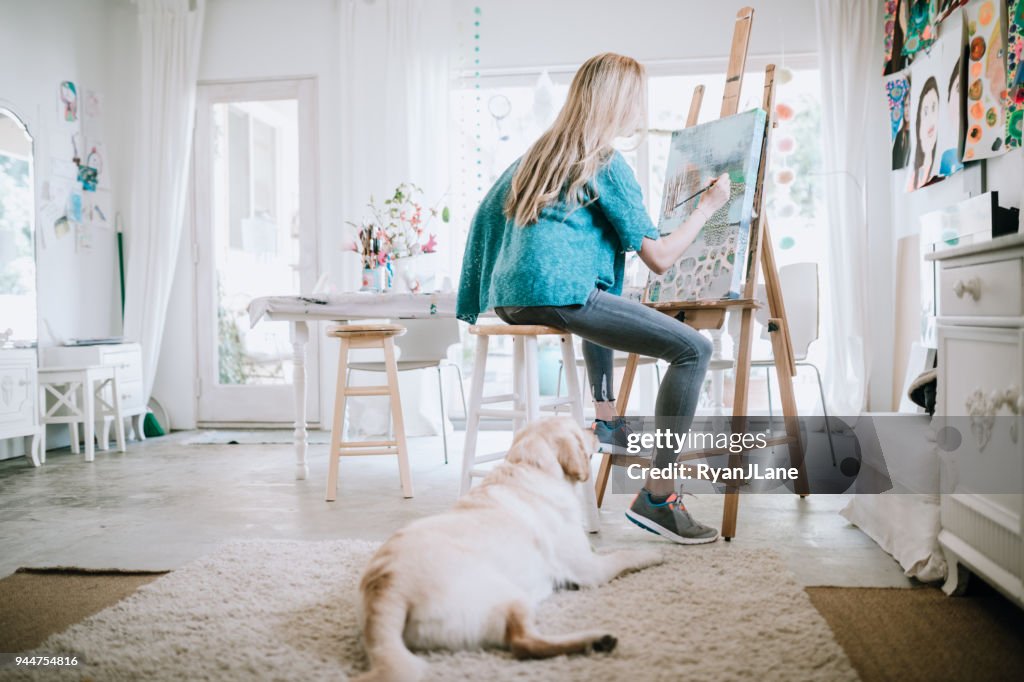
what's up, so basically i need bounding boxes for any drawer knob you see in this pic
[952,277,981,301]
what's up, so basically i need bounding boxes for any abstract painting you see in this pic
[886,70,912,169]
[902,0,937,58]
[645,109,766,303]
[962,0,1008,161]
[1008,0,1023,148]
[908,51,945,190]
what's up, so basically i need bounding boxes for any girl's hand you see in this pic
[699,173,731,217]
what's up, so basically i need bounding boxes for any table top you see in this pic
[248,291,459,327]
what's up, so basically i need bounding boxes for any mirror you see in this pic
[0,108,36,346]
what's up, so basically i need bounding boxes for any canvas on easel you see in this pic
[644,109,767,303]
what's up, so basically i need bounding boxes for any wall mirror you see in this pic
[0,107,37,347]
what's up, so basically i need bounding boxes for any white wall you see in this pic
[0,0,135,456]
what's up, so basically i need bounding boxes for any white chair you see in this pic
[38,365,126,462]
[462,324,601,533]
[345,318,466,465]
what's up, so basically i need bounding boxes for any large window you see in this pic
[450,64,828,412]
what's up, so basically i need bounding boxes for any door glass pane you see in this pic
[211,98,299,385]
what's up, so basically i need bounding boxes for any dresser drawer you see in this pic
[938,257,1023,318]
[116,380,146,411]
[938,326,1022,416]
[0,362,35,426]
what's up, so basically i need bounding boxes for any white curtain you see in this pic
[813,0,882,415]
[123,0,205,402]
[337,0,453,437]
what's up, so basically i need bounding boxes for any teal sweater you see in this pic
[456,151,659,323]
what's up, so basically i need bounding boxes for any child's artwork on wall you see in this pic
[887,70,912,169]
[902,0,937,58]
[1007,0,1023,148]
[936,11,965,176]
[884,0,910,75]
[58,81,78,123]
[908,52,945,190]
[937,0,970,24]
[962,0,1008,160]
[645,109,766,304]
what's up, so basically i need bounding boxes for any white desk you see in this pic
[247,292,459,480]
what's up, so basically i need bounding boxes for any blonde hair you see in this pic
[504,53,647,226]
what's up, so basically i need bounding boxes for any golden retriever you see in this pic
[353,417,664,682]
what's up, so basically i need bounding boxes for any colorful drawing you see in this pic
[936,11,965,176]
[902,0,937,59]
[885,0,912,75]
[887,70,912,169]
[645,109,766,303]
[908,53,945,190]
[937,0,969,23]
[59,81,78,122]
[1007,0,1023,147]
[962,0,1008,160]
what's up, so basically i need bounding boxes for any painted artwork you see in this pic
[1008,0,1023,148]
[908,52,945,190]
[937,0,969,23]
[884,1,908,75]
[902,0,937,59]
[645,109,766,303]
[936,11,965,177]
[58,81,78,122]
[886,70,912,169]
[962,0,1008,161]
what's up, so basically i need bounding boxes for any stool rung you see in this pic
[473,451,508,464]
[338,447,399,456]
[344,386,392,396]
[339,440,398,449]
[476,408,526,419]
[479,393,516,405]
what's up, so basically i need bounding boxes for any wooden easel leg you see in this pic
[767,318,809,496]
[723,307,756,540]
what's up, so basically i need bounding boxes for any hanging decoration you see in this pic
[1007,0,1023,147]
[962,0,1008,161]
[901,0,938,58]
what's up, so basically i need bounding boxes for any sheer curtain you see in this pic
[813,0,883,415]
[337,0,453,437]
[123,0,205,402]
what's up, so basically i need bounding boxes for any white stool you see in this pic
[461,324,601,532]
[38,365,126,462]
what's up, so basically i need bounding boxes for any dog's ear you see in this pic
[505,428,561,477]
[554,420,594,482]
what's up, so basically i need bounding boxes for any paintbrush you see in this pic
[671,182,716,211]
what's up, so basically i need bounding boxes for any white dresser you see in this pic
[928,233,1024,607]
[0,348,41,465]
[41,342,148,440]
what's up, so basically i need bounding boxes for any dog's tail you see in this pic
[352,569,426,682]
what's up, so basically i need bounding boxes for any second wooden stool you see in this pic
[325,323,412,501]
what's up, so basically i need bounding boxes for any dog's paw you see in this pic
[591,634,618,654]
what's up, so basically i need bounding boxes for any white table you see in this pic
[248,292,459,480]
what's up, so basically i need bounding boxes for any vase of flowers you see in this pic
[346,183,449,292]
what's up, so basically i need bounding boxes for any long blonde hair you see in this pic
[504,53,647,226]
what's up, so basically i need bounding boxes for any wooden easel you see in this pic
[592,7,808,540]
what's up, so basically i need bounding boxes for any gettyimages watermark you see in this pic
[607,414,1024,496]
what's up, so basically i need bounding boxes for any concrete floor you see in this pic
[0,429,914,588]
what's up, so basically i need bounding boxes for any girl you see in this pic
[457,53,730,544]
[909,76,940,190]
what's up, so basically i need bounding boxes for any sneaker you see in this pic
[625,489,719,544]
[592,418,647,456]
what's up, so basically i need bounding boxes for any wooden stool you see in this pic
[38,365,126,462]
[461,324,600,532]
[325,324,412,501]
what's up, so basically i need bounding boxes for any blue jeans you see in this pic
[495,289,712,465]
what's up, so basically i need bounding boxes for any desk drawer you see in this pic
[939,257,1023,318]
[116,380,146,411]
[100,349,143,383]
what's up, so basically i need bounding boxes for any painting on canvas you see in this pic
[936,10,965,177]
[886,70,912,169]
[962,0,1008,160]
[645,109,766,304]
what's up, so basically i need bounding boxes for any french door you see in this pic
[193,78,319,424]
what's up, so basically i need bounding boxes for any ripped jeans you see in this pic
[495,289,712,467]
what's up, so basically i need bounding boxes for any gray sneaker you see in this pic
[625,489,719,544]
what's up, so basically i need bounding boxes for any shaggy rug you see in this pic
[1,540,857,681]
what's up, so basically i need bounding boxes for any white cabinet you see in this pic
[0,348,41,466]
[928,234,1024,608]
[41,343,148,440]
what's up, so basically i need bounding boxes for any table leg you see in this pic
[291,320,310,480]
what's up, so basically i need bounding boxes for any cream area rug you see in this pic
[3,540,857,681]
